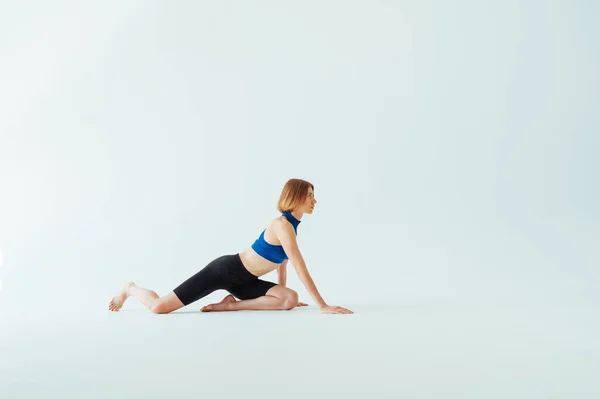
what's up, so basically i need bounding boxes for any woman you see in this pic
[108,178,353,315]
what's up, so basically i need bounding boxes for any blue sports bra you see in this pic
[251,212,301,264]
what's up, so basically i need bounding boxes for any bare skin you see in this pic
[108,282,162,311]
[108,282,133,312]
[108,186,353,315]
[201,293,309,312]
[200,294,236,312]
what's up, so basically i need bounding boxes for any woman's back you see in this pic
[239,215,294,277]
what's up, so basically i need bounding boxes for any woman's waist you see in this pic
[239,247,280,277]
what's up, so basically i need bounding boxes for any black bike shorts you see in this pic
[173,253,277,306]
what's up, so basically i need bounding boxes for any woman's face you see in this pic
[303,187,317,214]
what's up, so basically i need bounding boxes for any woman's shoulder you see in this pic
[262,216,291,245]
[267,215,288,229]
[265,215,294,233]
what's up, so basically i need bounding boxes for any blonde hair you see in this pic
[277,178,314,213]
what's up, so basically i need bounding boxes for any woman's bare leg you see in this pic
[108,282,184,314]
[109,282,138,311]
[200,286,298,312]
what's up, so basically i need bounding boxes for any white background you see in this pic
[1,0,598,310]
[0,1,598,397]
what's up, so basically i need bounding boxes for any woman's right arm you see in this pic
[276,221,353,314]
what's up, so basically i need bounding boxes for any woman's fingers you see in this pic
[320,305,354,314]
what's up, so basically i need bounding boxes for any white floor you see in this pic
[1,300,598,399]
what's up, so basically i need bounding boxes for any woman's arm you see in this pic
[277,260,288,286]
[275,221,353,314]
[277,259,308,307]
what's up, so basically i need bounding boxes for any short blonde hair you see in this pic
[277,178,314,213]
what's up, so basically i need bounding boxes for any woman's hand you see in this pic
[320,305,353,314]
[296,302,309,307]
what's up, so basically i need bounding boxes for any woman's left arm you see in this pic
[277,260,288,286]
[277,259,309,307]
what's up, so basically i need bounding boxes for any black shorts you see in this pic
[172,253,277,306]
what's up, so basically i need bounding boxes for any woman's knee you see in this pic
[280,289,299,310]
[150,293,184,314]
[150,300,168,314]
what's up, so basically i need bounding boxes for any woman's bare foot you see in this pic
[201,294,236,312]
[108,282,134,312]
